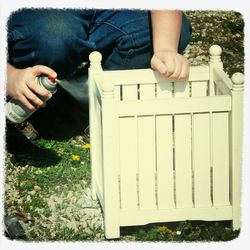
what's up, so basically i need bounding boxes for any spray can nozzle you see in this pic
[48,77,57,83]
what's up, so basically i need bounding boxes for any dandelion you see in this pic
[71,154,80,161]
[83,144,90,149]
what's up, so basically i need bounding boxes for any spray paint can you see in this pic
[5,76,57,123]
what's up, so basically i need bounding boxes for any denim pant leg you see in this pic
[179,13,192,53]
[89,10,192,70]
[7,9,191,104]
[7,8,96,79]
[8,9,192,75]
[89,10,152,70]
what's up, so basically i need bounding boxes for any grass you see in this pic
[121,221,240,242]
[5,134,94,240]
[4,10,244,242]
[5,122,240,241]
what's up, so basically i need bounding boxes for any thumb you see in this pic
[31,65,57,78]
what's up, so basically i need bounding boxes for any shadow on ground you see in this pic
[120,220,239,241]
[8,145,61,168]
[6,85,88,144]
[29,85,89,141]
[5,86,88,167]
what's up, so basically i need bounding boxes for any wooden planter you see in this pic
[88,45,244,239]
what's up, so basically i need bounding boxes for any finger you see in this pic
[164,58,176,78]
[151,56,168,74]
[168,58,182,79]
[23,86,46,108]
[19,95,37,111]
[178,60,190,80]
[32,65,57,78]
[26,80,52,100]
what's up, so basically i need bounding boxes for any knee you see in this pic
[35,22,84,78]
[8,9,89,78]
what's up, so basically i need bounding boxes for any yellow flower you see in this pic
[83,143,91,149]
[71,154,80,161]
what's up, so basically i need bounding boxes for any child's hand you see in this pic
[7,64,57,111]
[150,50,189,80]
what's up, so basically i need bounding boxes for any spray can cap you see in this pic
[48,77,57,83]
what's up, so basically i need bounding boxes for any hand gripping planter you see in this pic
[88,45,244,239]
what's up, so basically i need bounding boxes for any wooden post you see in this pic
[231,72,244,230]
[89,51,102,71]
[88,51,102,200]
[209,45,223,96]
[101,77,120,239]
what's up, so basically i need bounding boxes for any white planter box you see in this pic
[88,45,244,239]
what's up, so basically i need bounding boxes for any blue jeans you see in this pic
[8,9,192,79]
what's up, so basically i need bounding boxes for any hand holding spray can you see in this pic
[5,76,57,123]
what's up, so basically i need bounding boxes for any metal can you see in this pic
[5,76,57,123]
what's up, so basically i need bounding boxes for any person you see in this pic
[6,9,192,140]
